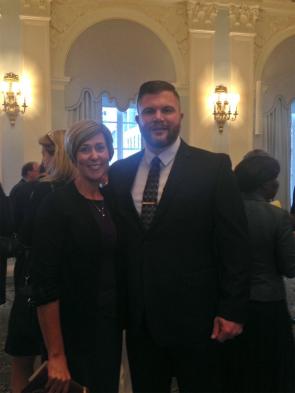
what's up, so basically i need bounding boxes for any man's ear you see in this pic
[180,113,184,120]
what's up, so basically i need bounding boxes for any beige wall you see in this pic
[1,0,295,191]
[64,19,176,111]
[0,0,51,193]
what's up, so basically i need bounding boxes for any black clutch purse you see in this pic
[21,361,89,393]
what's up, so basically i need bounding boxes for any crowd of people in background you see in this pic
[0,80,295,393]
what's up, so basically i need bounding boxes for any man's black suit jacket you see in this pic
[109,140,250,348]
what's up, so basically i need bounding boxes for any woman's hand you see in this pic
[45,354,71,393]
[37,301,71,393]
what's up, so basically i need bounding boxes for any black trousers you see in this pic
[126,327,221,393]
[220,300,295,393]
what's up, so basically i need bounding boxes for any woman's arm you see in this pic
[37,300,71,392]
[32,190,70,392]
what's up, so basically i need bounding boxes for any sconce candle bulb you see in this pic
[212,85,239,133]
[1,72,28,126]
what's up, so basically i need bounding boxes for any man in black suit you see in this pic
[109,81,250,393]
[9,161,40,231]
[10,161,40,197]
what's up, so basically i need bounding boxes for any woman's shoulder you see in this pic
[254,201,292,229]
[38,181,78,207]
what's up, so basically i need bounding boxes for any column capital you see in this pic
[20,0,51,19]
[187,1,218,31]
[228,3,260,34]
[52,76,71,91]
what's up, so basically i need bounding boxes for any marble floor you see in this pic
[1,259,295,393]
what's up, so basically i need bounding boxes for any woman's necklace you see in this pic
[89,200,106,218]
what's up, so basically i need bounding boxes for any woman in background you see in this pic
[233,154,295,392]
[32,120,122,393]
[0,182,14,305]
[5,129,74,393]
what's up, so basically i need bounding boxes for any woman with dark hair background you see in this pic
[232,153,295,393]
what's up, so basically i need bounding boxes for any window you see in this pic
[101,93,142,163]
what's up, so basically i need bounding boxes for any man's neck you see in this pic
[145,137,181,155]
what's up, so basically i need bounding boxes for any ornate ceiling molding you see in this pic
[187,1,218,31]
[51,1,188,57]
[21,0,51,17]
[229,4,260,33]
[255,10,295,71]
[50,1,187,85]
[138,2,188,57]
[50,0,188,71]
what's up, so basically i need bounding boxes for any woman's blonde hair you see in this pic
[39,129,75,183]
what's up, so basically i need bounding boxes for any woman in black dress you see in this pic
[0,182,14,305]
[233,154,295,392]
[5,129,74,393]
[32,120,122,393]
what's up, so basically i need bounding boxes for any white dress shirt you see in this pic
[131,137,181,215]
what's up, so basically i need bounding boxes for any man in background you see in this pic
[10,161,40,199]
[9,162,40,230]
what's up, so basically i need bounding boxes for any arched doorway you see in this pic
[60,19,178,161]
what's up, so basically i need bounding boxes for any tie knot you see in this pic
[151,156,161,169]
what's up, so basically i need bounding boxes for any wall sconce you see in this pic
[1,72,28,126]
[212,85,239,133]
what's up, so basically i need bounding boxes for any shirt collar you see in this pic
[144,137,181,167]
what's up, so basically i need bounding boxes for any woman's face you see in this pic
[41,146,54,172]
[75,133,110,183]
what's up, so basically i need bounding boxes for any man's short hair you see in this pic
[137,80,180,107]
[21,162,37,178]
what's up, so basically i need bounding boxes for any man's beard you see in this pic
[140,122,181,149]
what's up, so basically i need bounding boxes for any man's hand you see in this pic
[211,316,243,343]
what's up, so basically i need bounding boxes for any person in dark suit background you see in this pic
[10,161,40,197]
[9,161,40,232]
[109,80,250,393]
[233,154,295,393]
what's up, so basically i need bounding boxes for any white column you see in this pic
[0,0,52,192]
[212,8,230,155]
[188,29,215,150]
[255,80,262,135]
[227,3,258,166]
[228,32,255,166]
[0,0,24,192]
[20,15,52,164]
[51,77,71,130]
